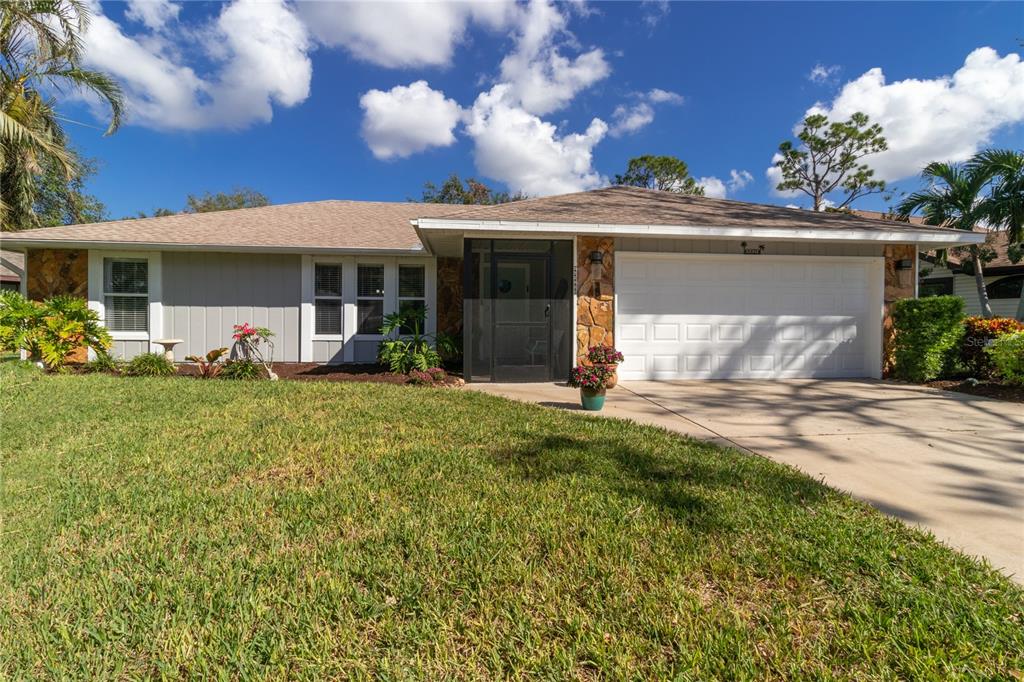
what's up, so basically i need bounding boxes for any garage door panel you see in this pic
[616,254,881,380]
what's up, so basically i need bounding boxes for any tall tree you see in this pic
[1,0,124,230]
[897,160,998,317]
[34,149,106,225]
[968,149,1024,319]
[613,155,703,195]
[420,174,525,205]
[774,112,887,211]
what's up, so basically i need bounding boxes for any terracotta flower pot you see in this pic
[580,386,606,411]
[596,363,618,389]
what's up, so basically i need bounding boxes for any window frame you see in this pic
[356,262,386,338]
[88,250,162,344]
[397,264,427,335]
[312,260,344,340]
[985,274,1024,300]
[102,258,149,333]
[918,277,954,298]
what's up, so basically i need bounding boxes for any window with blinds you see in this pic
[314,263,342,335]
[357,264,385,334]
[103,259,148,332]
[398,265,426,334]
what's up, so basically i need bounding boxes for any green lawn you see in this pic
[1,362,1021,679]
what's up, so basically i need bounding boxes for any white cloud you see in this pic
[497,0,610,115]
[608,87,683,136]
[640,0,670,29]
[728,169,753,191]
[125,0,180,31]
[466,84,608,196]
[295,1,515,69]
[697,176,726,199]
[804,47,1024,182]
[609,102,653,137]
[647,88,683,104]
[81,0,311,130]
[360,81,463,159]
[808,63,840,84]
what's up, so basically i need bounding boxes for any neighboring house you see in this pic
[0,186,981,381]
[853,210,1023,320]
[0,250,24,292]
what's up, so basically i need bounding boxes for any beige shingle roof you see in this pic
[0,250,23,281]
[0,186,969,254]
[430,186,966,234]
[0,201,461,252]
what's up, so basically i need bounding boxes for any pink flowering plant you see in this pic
[231,323,277,380]
[587,345,624,365]
[567,363,613,391]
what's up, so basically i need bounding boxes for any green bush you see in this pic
[124,352,176,377]
[82,353,122,374]
[221,359,264,380]
[987,331,1024,385]
[890,295,965,382]
[377,307,442,374]
[0,291,112,371]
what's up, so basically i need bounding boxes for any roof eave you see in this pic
[414,218,985,248]
[0,238,428,256]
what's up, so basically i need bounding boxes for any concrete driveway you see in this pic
[470,379,1024,582]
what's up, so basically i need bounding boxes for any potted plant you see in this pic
[568,364,614,411]
[587,345,625,389]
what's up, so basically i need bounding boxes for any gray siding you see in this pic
[312,340,344,364]
[921,263,1023,319]
[615,237,883,258]
[162,252,302,361]
[111,339,149,359]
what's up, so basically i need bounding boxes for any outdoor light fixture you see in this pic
[589,250,604,297]
[896,259,914,270]
[589,250,604,264]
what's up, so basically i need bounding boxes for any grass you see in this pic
[1,361,1021,679]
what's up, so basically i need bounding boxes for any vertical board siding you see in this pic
[111,340,149,359]
[921,264,1023,319]
[615,237,883,258]
[162,252,302,361]
[312,340,345,364]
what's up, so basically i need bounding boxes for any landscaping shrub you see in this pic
[124,352,176,377]
[0,291,111,371]
[82,353,122,374]
[407,367,447,385]
[185,347,228,378]
[221,358,264,380]
[987,331,1024,385]
[377,307,442,373]
[959,316,1024,378]
[890,295,964,382]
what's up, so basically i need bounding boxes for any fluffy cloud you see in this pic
[609,88,683,136]
[466,85,608,196]
[609,102,654,136]
[82,0,311,130]
[497,0,610,115]
[360,81,463,159]
[698,169,754,199]
[295,1,515,69]
[807,63,840,84]
[124,0,180,31]
[804,48,1024,182]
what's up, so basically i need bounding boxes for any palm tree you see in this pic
[897,162,995,317]
[0,0,123,230]
[969,149,1024,318]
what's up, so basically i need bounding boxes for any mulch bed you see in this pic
[924,379,1024,403]
[175,362,464,386]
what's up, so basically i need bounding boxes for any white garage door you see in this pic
[616,253,884,380]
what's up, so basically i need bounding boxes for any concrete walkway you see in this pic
[469,379,1024,583]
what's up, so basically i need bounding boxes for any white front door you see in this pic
[615,253,884,380]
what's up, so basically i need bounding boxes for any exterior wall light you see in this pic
[589,250,604,297]
[895,259,914,270]
[589,250,604,264]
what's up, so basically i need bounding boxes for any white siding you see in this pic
[110,340,149,359]
[921,263,1023,319]
[616,238,883,258]
[161,252,302,361]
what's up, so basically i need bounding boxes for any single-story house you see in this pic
[0,186,983,382]
[0,250,24,292]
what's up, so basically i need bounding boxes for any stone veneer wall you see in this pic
[576,236,615,361]
[882,244,917,376]
[26,248,90,362]
[436,256,463,337]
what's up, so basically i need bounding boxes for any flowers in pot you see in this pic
[568,363,614,411]
[586,345,625,389]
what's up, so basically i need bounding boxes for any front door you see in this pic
[492,254,550,382]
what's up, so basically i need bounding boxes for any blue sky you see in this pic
[68,1,1023,219]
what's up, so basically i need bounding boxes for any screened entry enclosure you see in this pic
[464,239,574,382]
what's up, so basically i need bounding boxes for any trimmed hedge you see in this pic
[890,296,964,382]
[987,331,1024,385]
